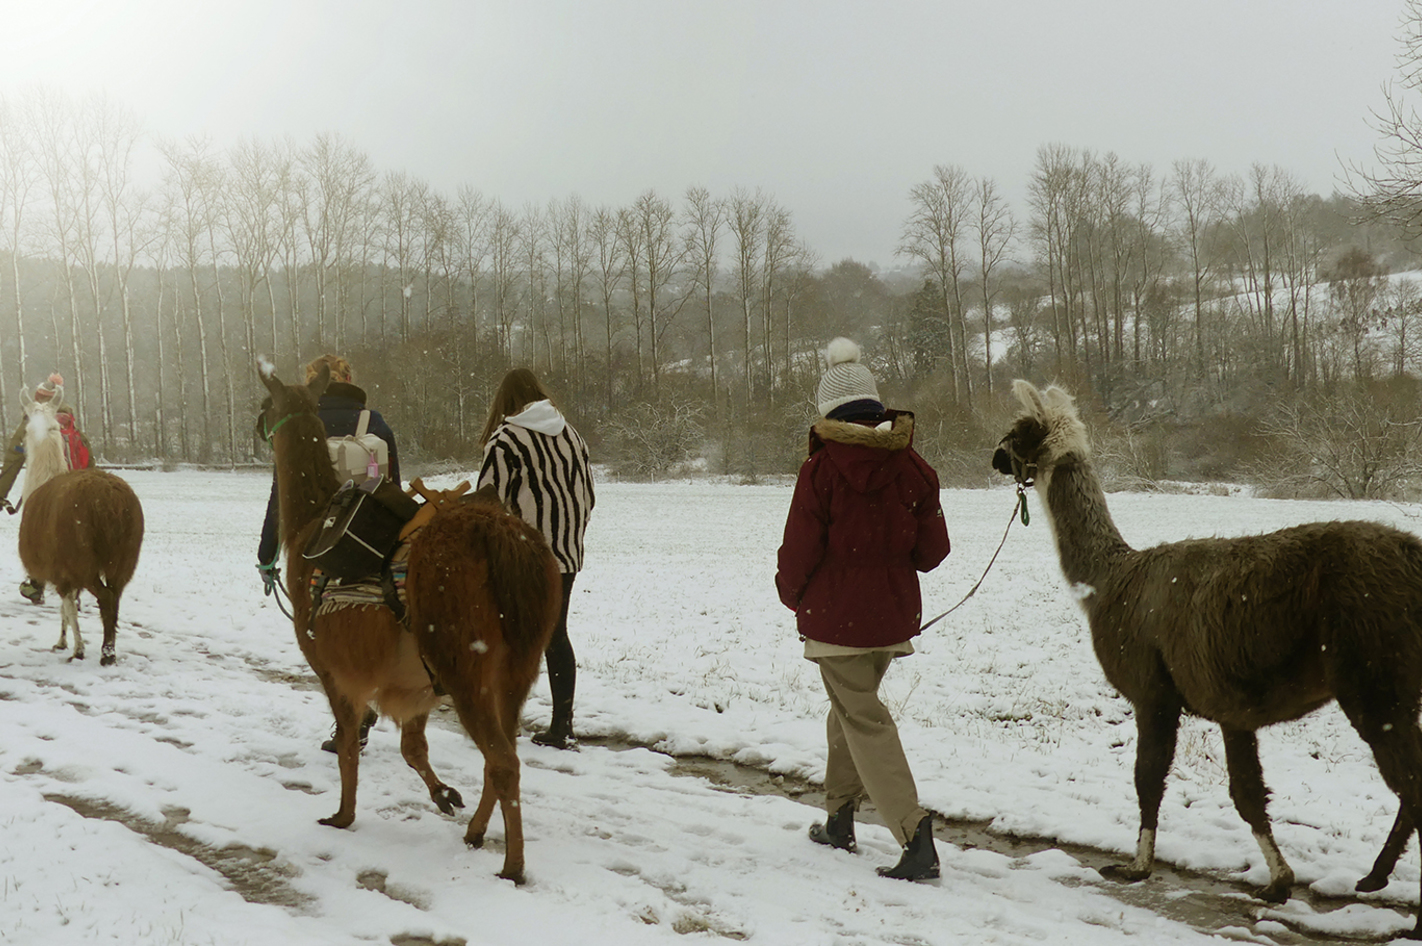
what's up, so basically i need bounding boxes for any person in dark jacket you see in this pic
[256,353,400,752]
[775,337,951,882]
[478,367,595,750]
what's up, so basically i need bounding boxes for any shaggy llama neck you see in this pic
[1041,453,1132,588]
[272,414,341,551]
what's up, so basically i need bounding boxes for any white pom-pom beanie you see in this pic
[816,338,881,417]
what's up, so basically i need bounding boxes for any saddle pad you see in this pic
[313,542,410,619]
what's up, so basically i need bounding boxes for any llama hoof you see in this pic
[100,654,116,667]
[465,832,485,849]
[433,786,465,814]
[1099,864,1150,883]
[67,651,85,662]
[319,813,355,829]
[497,867,526,886]
[1256,880,1291,904]
[1356,871,1390,893]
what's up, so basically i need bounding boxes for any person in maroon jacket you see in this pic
[775,337,951,882]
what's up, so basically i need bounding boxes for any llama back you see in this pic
[407,500,559,668]
[20,470,144,591]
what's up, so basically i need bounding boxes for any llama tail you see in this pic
[476,515,559,664]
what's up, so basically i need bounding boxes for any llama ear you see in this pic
[257,357,284,397]
[1042,386,1079,420]
[1011,379,1047,420]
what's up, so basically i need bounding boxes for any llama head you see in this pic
[991,380,1090,482]
[256,358,331,440]
[22,395,59,446]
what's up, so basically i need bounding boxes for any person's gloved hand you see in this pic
[257,561,279,596]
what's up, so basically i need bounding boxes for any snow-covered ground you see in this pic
[2,470,1421,944]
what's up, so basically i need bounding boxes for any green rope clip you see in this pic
[1017,486,1030,526]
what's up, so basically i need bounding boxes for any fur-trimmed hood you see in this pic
[808,410,916,495]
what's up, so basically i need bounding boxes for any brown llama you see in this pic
[17,396,143,665]
[257,360,463,828]
[404,483,560,884]
[992,380,1422,938]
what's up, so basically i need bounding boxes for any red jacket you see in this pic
[776,411,950,648]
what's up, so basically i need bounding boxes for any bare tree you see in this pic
[726,188,766,405]
[298,133,375,348]
[1347,0,1422,235]
[30,89,90,427]
[901,164,973,400]
[682,185,724,406]
[1171,157,1227,375]
[92,96,149,453]
[487,201,520,363]
[633,190,683,395]
[228,137,286,365]
[0,93,40,419]
[587,205,625,412]
[971,175,1016,395]
[158,135,221,461]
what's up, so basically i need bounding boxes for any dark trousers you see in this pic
[544,572,577,731]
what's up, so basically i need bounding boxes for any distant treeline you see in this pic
[1,89,1419,492]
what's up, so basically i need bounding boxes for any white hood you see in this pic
[505,399,566,437]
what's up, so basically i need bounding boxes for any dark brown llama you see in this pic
[992,380,1422,938]
[17,397,143,665]
[404,483,560,884]
[257,361,463,828]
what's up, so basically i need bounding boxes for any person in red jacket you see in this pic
[775,337,951,882]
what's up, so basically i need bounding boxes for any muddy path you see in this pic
[58,664,1411,943]
[593,735,1416,945]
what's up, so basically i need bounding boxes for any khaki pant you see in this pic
[816,651,928,846]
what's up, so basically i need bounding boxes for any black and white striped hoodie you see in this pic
[477,399,594,573]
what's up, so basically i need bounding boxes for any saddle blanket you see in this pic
[312,541,409,618]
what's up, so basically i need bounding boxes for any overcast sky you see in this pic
[0,0,1408,267]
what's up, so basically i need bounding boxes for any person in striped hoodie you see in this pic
[477,368,595,750]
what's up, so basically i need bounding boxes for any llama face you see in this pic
[23,399,58,444]
[992,415,1048,483]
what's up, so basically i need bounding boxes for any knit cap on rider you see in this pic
[816,338,883,419]
[34,373,63,403]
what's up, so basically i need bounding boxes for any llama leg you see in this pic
[1358,807,1413,893]
[51,589,68,652]
[319,693,364,828]
[466,754,499,849]
[399,713,464,815]
[94,585,119,666]
[60,592,83,661]
[1220,726,1294,903]
[458,694,528,883]
[1337,702,1422,938]
[1101,696,1180,883]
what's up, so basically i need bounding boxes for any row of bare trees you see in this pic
[0,89,832,467]
[1,86,1418,481]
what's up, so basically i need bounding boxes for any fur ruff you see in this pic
[811,413,912,454]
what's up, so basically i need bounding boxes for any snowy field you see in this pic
[2,469,1422,944]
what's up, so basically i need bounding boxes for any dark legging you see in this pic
[545,573,577,731]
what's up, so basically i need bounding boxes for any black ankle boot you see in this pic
[809,800,857,852]
[877,815,939,880]
[531,714,575,750]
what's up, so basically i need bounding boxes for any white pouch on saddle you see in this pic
[328,410,388,486]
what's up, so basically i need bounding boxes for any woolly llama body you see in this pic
[17,394,143,665]
[993,380,1422,937]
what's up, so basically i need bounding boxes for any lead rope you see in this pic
[919,484,1030,632]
